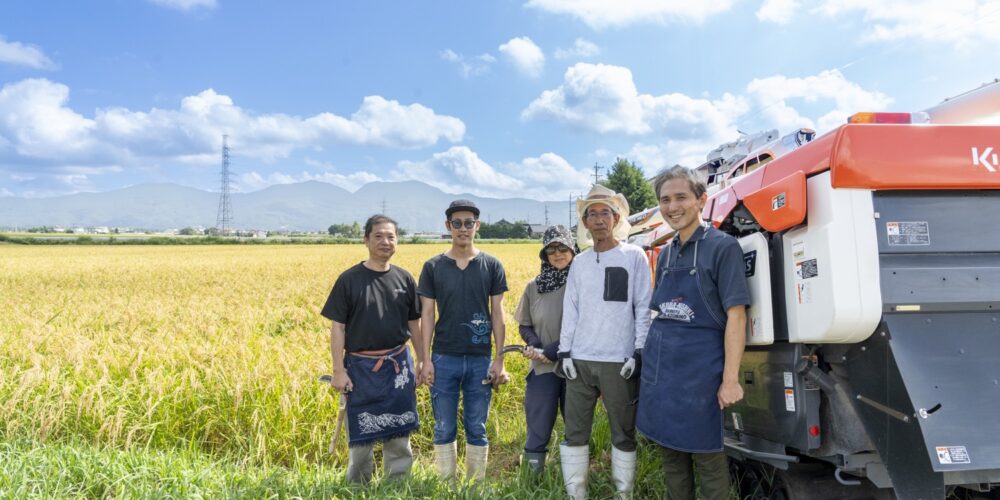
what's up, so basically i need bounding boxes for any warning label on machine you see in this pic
[796,259,818,279]
[936,446,971,464]
[887,221,930,246]
[784,389,795,412]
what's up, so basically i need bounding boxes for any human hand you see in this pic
[420,361,435,387]
[523,346,546,362]
[620,357,637,379]
[489,358,510,386]
[332,371,353,394]
[556,356,577,380]
[718,380,744,409]
[619,349,641,379]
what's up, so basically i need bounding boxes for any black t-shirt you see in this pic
[417,252,508,356]
[321,262,420,352]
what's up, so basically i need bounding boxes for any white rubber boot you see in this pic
[611,446,637,498]
[560,443,590,500]
[465,443,489,482]
[434,441,457,481]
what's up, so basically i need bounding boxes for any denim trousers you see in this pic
[430,353,493,446]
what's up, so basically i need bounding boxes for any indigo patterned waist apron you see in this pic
[345,343,419,447]
[637,232,727,453]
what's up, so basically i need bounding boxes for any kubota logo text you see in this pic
[972,147,998,172]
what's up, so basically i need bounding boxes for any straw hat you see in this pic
[575,184,632,249]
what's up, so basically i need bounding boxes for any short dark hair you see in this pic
[363,214,398,238]
[652,165,708,199]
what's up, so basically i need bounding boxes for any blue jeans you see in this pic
[430,353,492,446]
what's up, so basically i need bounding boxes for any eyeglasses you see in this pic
[544,244,572,255]
[449,219,477,229]
[586,210,615,220]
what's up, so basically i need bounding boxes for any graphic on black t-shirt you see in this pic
[463,312,491,345]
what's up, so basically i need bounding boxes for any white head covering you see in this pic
[575,184,632,249]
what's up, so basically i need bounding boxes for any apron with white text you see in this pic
[637,230,727,452]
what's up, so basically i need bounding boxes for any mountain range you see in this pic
[0,180,575,233]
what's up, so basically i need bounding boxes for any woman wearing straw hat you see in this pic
[514,225,577,475]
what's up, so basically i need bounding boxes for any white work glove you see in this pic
[619,349,642,379]
[556,355,577,380]
[620,357,636,379]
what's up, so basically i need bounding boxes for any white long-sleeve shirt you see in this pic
[559,242,652,362]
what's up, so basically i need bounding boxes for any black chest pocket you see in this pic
[604,266,629,302]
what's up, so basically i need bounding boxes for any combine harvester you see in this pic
[631,80,1000,499]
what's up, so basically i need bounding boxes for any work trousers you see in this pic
[660,446,730,500]
[563,359,638,452]
[524,370,566,453]
[345,436,414,484]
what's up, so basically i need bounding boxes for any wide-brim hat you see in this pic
[575,184,632,249]
[538,225,577,261]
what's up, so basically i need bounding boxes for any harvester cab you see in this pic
[636,79,1000,499]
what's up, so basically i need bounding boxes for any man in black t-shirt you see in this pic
[418,199,509,483]
[320,214,422,484]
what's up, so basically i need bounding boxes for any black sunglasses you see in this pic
[449,219,477,229]
[544,244,572,255]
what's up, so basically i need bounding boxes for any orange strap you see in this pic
[350,344,407,373]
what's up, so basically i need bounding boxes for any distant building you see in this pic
[527,224,546,237]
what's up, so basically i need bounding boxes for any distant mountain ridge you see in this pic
[0,180,572,232]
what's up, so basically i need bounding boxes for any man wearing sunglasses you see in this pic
[417,199,509,483]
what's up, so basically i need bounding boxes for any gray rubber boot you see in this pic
[383,436,414,479]
[434,441,458,481]
[611,446,637,498]
[560,443,590,500]
[345,444,375,484]
[465,443,489,482]
[523,451,547,474]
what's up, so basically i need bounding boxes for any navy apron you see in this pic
[637,227,727,452]
[344,344,419,447]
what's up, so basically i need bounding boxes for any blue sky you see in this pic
[1,0,998,200]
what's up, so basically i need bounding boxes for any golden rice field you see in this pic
[0,243,672,498]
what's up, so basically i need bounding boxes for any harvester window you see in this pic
[745,154,773,175]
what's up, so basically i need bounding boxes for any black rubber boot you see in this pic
[523,451,547,474]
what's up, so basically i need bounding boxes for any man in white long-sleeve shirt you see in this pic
[556,184,652,500]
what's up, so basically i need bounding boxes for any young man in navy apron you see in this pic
[637,166,750,500]
[321,214,423,484]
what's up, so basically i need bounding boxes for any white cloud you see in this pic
[523,64,889,170]
[147,0,217,11]
[440,49,496,78]
[756,0,801,24]
[522,63,746,140]
[525,0,735,29]
[814,0,1000,47]
[237,169,382,192]
[0,35,57,70]
[395,147,523,196]
[0,187,13,197]
[498,37,545,78]
[506,152,592,193]
[745,69,892,131]
[391,146,589,199]
[0,78,465,176]
[554,38,601,59]
[522,63,650,134]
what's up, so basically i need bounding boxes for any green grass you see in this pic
[0,245,719,498]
